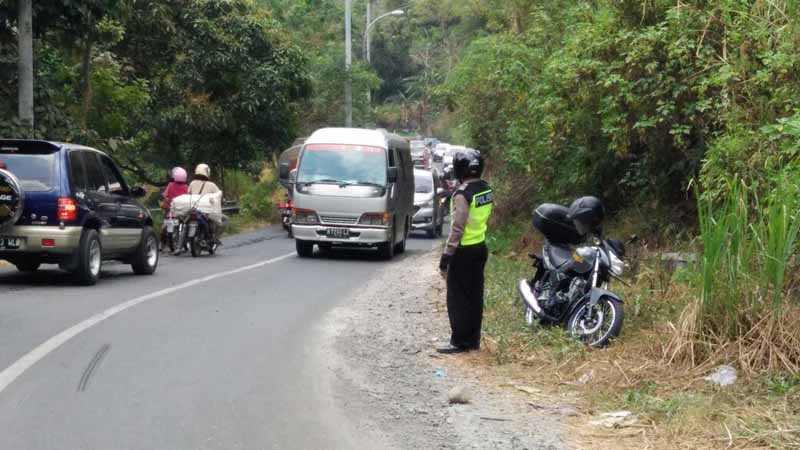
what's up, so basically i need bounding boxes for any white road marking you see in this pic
[0,252,296,395]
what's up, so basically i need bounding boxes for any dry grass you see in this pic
[667,302,800,376]
[478,236,800,450]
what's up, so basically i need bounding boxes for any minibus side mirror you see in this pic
[387,167,398,183]
[279,163,290,180]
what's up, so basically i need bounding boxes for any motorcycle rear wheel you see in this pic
[190,237,200,257]
[566,299,624,348]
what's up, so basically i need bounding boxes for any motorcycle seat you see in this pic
[545,242,573,269]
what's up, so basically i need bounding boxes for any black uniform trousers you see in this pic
[446,242,489,349]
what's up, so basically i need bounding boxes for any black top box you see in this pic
[532,203,584,245]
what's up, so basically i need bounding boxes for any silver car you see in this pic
[410,140,430,170]
[285,128,415,260]
[412,169,444,238]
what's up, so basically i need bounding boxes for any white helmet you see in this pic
[194,163,211,178]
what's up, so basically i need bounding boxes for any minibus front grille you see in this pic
[320,215,359,225]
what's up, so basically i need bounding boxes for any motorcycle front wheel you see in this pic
[566,299,624,348]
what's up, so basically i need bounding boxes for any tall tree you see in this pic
[17,0,33,133]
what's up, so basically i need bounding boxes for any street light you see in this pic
[346,5,403,127]
[364,9,404,64]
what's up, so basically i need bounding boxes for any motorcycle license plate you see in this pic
[188,223,197,238]
[164,219,176,233]
[0,237,21,249]
[326,228,350,239]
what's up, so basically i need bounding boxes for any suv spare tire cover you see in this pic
[0,168,24,229]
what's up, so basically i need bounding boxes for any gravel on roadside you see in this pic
[320,246,566,450]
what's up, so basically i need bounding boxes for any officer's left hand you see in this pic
[439,254,451,275]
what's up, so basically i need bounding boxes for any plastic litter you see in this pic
[589,410,637,428]
[704,364,737,387]
[433,369,447,378]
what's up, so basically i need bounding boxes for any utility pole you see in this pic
[365,0,372,106]
[365,0,372,64]
[344,0,353,127]
[18,0,34,135]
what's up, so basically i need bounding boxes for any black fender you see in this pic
[588,287,623,306]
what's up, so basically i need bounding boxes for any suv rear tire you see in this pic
[296,240,314,257]
[132,226,159,275]
[75,229,102,286]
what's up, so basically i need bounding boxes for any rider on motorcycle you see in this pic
[188,163,224,242]
[160,167,188,251]
[189,163,221,195]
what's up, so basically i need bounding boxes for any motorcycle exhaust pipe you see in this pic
[517,279,542,314]
[517,279,560,323]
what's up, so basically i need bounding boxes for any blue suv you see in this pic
[0,140,159,285]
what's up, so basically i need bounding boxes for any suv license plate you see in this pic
[0,237,21,250]
[326,228,350,239]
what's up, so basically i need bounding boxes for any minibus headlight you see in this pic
[359,212,391,226]
[292,208,320,225]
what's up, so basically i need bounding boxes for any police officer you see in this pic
[437,150,493,354]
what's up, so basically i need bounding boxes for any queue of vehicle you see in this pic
[0,130,455,284]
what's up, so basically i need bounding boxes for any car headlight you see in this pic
[609,250,624,276]
[422,199,434,209]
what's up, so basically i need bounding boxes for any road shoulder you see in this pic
[319,246,566,450]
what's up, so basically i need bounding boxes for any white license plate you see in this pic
[187,223,197,238]
[326,228,350,239]
[0,237,21,250]
[164,219,176,233]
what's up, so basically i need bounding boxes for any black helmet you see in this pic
[453,149,483,181]
[567,196,604,236]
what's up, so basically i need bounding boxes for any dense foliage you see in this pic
[1,0,310,184]
[442,0,800,214]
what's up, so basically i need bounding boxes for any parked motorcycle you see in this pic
[186,207,218,257]
[517,197,627,347]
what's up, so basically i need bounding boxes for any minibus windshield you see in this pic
[297,144,387,187]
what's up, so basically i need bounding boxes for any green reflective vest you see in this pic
[452,180,493,246]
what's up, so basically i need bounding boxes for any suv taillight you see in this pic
[57,197,78,222]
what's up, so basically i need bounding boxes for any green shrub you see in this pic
[240,179,280,223]
[222,169,252,202]
[693,176,800,368]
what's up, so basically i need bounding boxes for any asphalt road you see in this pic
[0,226,444,450]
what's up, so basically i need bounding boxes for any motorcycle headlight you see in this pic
[609,250,624,276]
